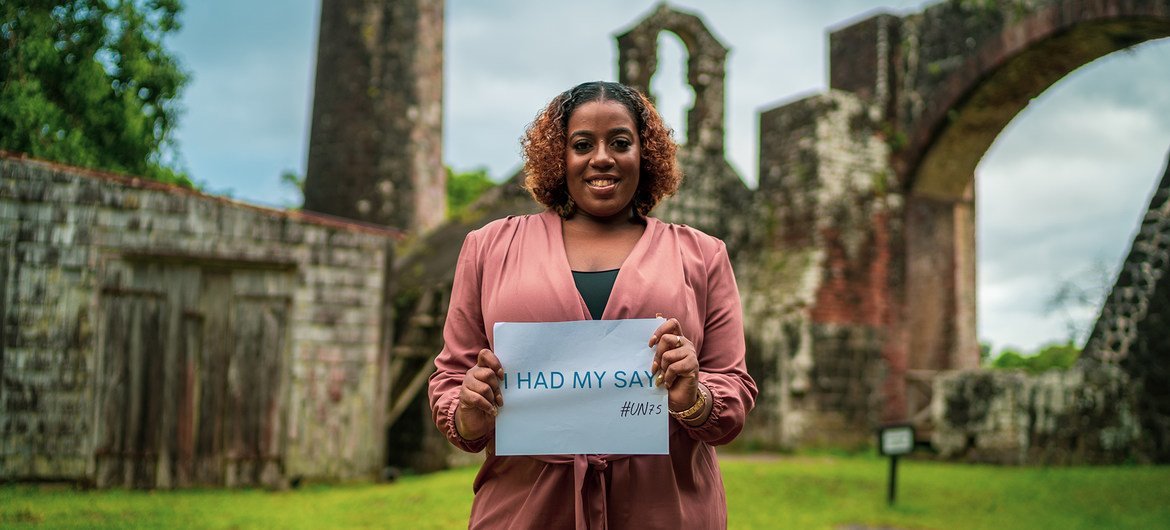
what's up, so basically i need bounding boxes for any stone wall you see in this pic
[1084,150,1170,461]
[932,367,1141,464]
[0,154,397,486]
[745,91,896,448]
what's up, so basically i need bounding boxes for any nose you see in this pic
[590,146,614,170]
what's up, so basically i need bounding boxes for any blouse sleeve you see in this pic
[428,229,492,453]
[682,240,758,445]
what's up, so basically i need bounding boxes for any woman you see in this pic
[428,81,756,529]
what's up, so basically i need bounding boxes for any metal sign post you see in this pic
[878,424,915,506]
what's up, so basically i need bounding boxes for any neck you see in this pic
[564,207,644,233]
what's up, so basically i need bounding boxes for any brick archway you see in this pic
[792,0,1170,439]
[892,2,1170,433]
[900,0,1170,200]
[885,1,1170,396]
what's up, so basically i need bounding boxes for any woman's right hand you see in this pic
[455,348,503,440]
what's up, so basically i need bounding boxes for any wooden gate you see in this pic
[92,261,292,489]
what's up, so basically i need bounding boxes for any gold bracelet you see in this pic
[669,384,707,420]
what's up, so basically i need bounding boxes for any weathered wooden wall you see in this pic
[0,154,398,487]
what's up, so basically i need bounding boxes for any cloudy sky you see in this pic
[168,0,1170,353]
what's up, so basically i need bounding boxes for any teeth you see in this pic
[587,179,616,187]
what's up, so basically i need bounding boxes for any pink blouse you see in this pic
[428,210,757,529]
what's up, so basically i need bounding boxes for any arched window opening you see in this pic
[650,31,695,145]
[975,39,1170,355]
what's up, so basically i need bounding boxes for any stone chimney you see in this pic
[303,0,445,233]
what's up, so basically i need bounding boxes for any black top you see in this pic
[571,268,620,320]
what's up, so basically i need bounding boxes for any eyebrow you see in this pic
[568,127,635,138]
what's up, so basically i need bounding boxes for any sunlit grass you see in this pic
[4,454,1169,529]
[722,454,1170,529]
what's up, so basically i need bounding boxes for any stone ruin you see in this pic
[4,0,1170,488]
[389,0,1170,466]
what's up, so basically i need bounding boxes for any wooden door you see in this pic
[94,262,291,488]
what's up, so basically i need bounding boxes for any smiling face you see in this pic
[564,100,642,224]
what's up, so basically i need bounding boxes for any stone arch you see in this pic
[821,0,1170,439]
[890,1,1170,374]
[614,4,749,249]
[616,3,728,154]
[900,0,1170,199]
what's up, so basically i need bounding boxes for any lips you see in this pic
[585,176,620,190]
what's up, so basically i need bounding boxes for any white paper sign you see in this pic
[493,318,668,455]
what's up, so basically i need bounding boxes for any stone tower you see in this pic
[303,0,445,233]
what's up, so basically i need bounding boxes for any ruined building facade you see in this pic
[5,0,1170,488]
[389,0,1170,464]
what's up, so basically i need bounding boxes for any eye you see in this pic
[572,140,592,153]
[611,138,632,151]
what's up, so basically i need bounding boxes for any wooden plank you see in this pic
[175,313,202,488]
[196,271,232,485]
[385,361,433,429]
[134,297,161,488]
[230,292,291,487]
[232,269,293,487]
[169,266,202,488]
[94,296,130,488]
[258,298,289,487]
[122,300,142,488]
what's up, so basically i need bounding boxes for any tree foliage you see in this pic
[987,341,1081,374]
[446,166,494,218]
[0,0,190,185]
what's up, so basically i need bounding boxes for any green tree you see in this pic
[446,166,494,218]
[1028,341,1080,372]
[979,341,993,366]
[990,341,1080,374]
[991,348,1028,371]
[0,0,190,186]
[279,169,303,208]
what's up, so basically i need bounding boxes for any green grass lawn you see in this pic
[4,454,1169,529]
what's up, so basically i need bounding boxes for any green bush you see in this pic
[446,166,494,218]
[988,340,1080,374]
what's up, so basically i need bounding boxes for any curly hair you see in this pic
[521,81,680,217]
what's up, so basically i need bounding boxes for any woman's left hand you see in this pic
[649,317,701,413]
